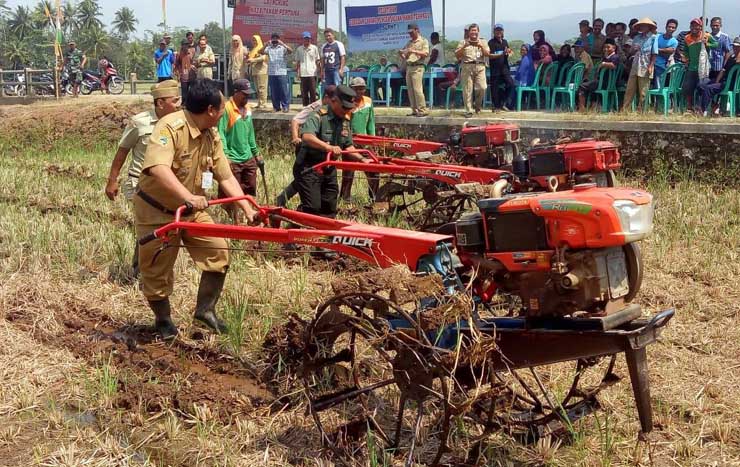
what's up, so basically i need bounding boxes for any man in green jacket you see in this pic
[217,79,262,220]
[340,77,377,201]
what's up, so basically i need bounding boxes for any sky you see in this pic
[5,0,678,36]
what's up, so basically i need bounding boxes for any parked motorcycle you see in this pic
[80,67,124,95]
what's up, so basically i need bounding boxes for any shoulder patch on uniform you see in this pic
[157,129,170,146]
[168,118,186,130]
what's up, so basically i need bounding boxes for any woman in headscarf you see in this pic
[229,35,248,96]
[246,34,268,109]
[529,30,556,62]
[510,44,535,108]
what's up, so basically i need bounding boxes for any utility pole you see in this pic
[338,0,343,39]
[222,0,227,94]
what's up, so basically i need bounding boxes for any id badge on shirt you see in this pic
[201,170,214,190]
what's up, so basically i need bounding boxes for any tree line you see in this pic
[0,0,230,80]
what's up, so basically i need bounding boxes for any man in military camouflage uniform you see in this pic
[294,84,363,217]
[135,79,258,339]
[64,41,86,98]
[105,80,182,278]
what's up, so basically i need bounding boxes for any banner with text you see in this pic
[233,0,318,46]
[345,0,434,52]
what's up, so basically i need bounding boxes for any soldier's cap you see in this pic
[233,79,255,96]
[151,80,181,99]
[407,23,419,31]
[163,33,172,38]
[733,37,740,47]
[349,77,366,88]
[335,85,357,109]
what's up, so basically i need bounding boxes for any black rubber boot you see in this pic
[148,298,178,339]
[193,271,228,334]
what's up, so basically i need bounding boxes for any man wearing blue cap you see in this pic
[295,31,320,106]
[488,24,513,111]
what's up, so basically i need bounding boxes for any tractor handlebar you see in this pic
[138,195,265,246]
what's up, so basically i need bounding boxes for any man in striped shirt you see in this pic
[709,17,732,81]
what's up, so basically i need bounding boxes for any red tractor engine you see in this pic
[450,123,521,169]
[514,139,622,190]
[453,185,653,318]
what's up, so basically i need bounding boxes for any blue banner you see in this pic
[345,0,434,52]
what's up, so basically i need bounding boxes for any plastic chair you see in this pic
[555,61,574,87]
[516,63,554,110]
[646,63,685,116]
[550,62,585,111]
[589,67,619,112]
[716,64,740,117]
[365,64,382,100]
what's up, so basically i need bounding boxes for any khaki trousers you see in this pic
[405,65,427,113]
[622,72,651,111]
[251,73,268,108]
[461,63,487,113]
[135,198,229,301]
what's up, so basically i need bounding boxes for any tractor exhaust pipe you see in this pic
[492,179,509,198]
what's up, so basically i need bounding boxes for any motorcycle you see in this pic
[80,66,124,95]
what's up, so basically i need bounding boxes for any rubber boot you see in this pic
[340,171,355,201]
[148,298,178,339]
[193,271,228,334]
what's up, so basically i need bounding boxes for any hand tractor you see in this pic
[141,184,671,466]
[312,141,621,231]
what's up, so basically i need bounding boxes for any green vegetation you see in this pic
[0,104,739,465]
[0,0,232,80]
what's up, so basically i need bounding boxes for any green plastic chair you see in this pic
[516,62,556,110]
[716,64,740,117]
[646,63,685,116]
[550,62,585,111]
[588,67,619,112]
[555,61,574,87]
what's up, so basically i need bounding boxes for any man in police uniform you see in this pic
[135,79,258,339]
[455,23,491,117]
[294,84,362,217]
[399,23,430,117]
[105,80,182,278]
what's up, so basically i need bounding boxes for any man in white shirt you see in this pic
[428,32,444,66]
[294,31,321,106]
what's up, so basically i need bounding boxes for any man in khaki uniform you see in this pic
[135,79,258,339]
[105,80,182,278]
[399,23,430,117]
[455,23,491,117]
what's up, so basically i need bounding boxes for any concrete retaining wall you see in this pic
[253,113,740,183]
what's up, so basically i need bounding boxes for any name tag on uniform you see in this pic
[201,171,214,190]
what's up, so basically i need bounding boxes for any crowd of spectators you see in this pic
[150,15,739,117]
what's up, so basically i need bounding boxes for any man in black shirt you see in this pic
[487,23,514,111]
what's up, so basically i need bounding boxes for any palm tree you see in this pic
[62,1,79,36]
[112,7,137,41]
[32,1,54,31]
[8,5,34,40]
[78,25,109,58]
[4,37,32,68]
[75,0,103,32]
